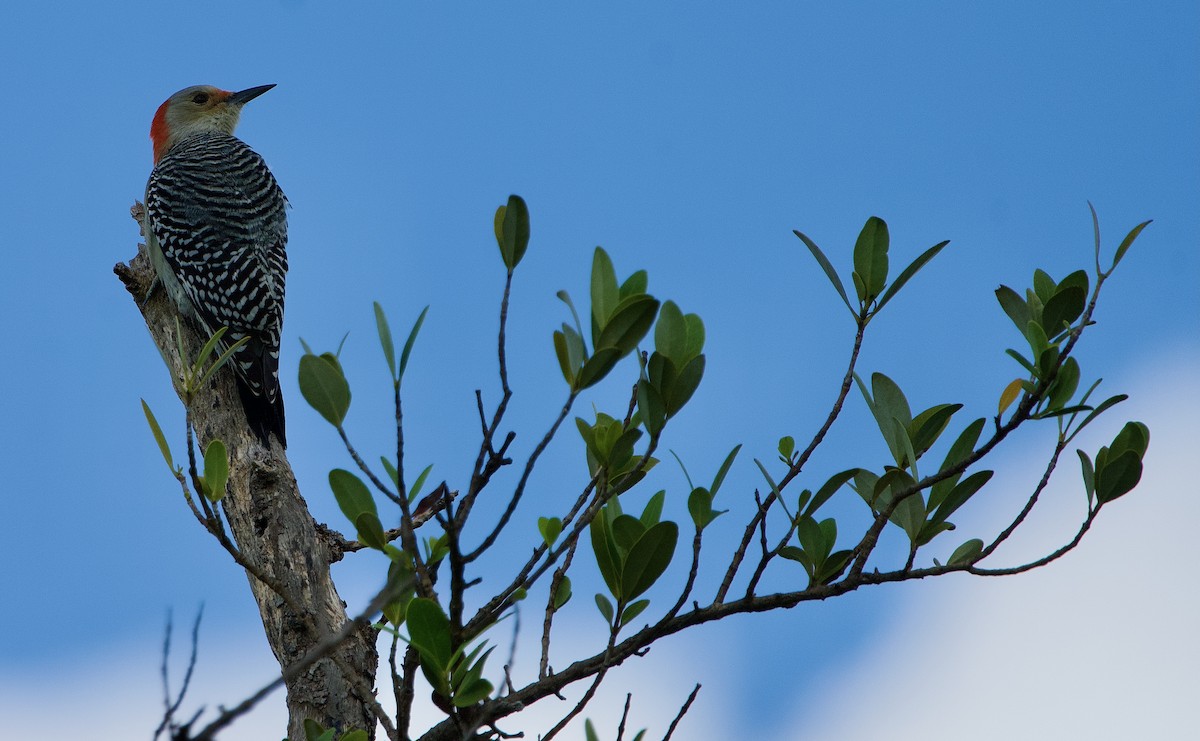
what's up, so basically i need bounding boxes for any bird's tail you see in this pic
[236,378,286,448]
[228,333,287,448]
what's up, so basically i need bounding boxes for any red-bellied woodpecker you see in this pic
[143,84,289,447]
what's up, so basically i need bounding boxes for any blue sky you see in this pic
[0,2,1196,739]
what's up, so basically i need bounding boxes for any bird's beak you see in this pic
[228,84,277,106]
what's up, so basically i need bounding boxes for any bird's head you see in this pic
[150,84,276,163]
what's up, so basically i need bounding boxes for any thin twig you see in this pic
[390,630,403,736]
[338,425,402,504]
[979,439,1068,560]
[540,539,581,679]
[616,693,633,741]
[970,509,1099,576]
[396,645,421,740]
[466,391,579,562]
[661,684,701,741]
[663,530,703,621]
[153,607,204,740]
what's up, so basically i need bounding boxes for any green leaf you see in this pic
[354,512,386,550]
[892,417,919,473]
[1058,269,1090,297]
[553,576,572,610]
[931,469,992,524]
[816,550,854,584]
[995,285,1031,341]
[622,521,679,600]
[303,719,334,741]
[890,484,926,544]
[872,372,913,428]
[373,302,396,381]
[805,469,859,517]
[1035,342,1059,381]
[620,269,648,298]
[620,598,651,627]
[1046,357,1081,411]
[753,458,788,516]
[612,515,647,556]
[916,520,955,548]
[1097,451,1143,504]
[590,515,622,598]
[406,598,453,673]
[875,240,949,313]
[597,295,659,356]
[190,325,230,386]
[655,300,688,363]
[636,379,666,438]
[796,489,812,514]
[594,593,615,624]
[202,439,229,503]
[866,372,912,463]
[1078,449,1095,506]
[1005,348,1037,375]
[688,487,713,530]
[538,517,563,547]
[777,435,795,461]
[1110,421,1150,459]
[453,676,494,707]
[909,403,962,458]
[640,490,666,528]
[929,418,984,511]
[409,463,433,501]
[329,469,380,540]
[196,331,250,389]
[298,353,351,427]
[796,515,830,565]
[585,720,601,741]
[665,355,705,416]
[1112,219,1152,269]
[590,247,620,338]
[1033,269,1056,303]
[1072,394,1128,438]
[380,456,399,488]
[683,313,705,360]
[497,195,530,270]
[852,469,881,510]
[340,731,369,741]
[794,229,854,315]
[399,305,429,382]
[711,444,742,496]
[1041,285,1086,338]
[140,399,174,471]
[576,347,621,390]
[853,216,890,303]
[948,538,984,566]
[552,330,575,385]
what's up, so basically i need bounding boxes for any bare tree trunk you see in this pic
[116,244,379,740]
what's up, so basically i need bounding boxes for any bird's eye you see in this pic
[191,92,210,105]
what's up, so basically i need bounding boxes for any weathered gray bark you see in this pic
[117,244,379,740]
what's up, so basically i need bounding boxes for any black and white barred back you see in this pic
[145,131,289,447]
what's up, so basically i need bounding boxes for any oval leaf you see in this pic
[621,521,678,600]
[299,354,351,427]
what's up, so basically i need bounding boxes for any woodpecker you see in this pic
[143,84,289,447]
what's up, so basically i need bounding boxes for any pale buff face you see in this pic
[163,85,242,140]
